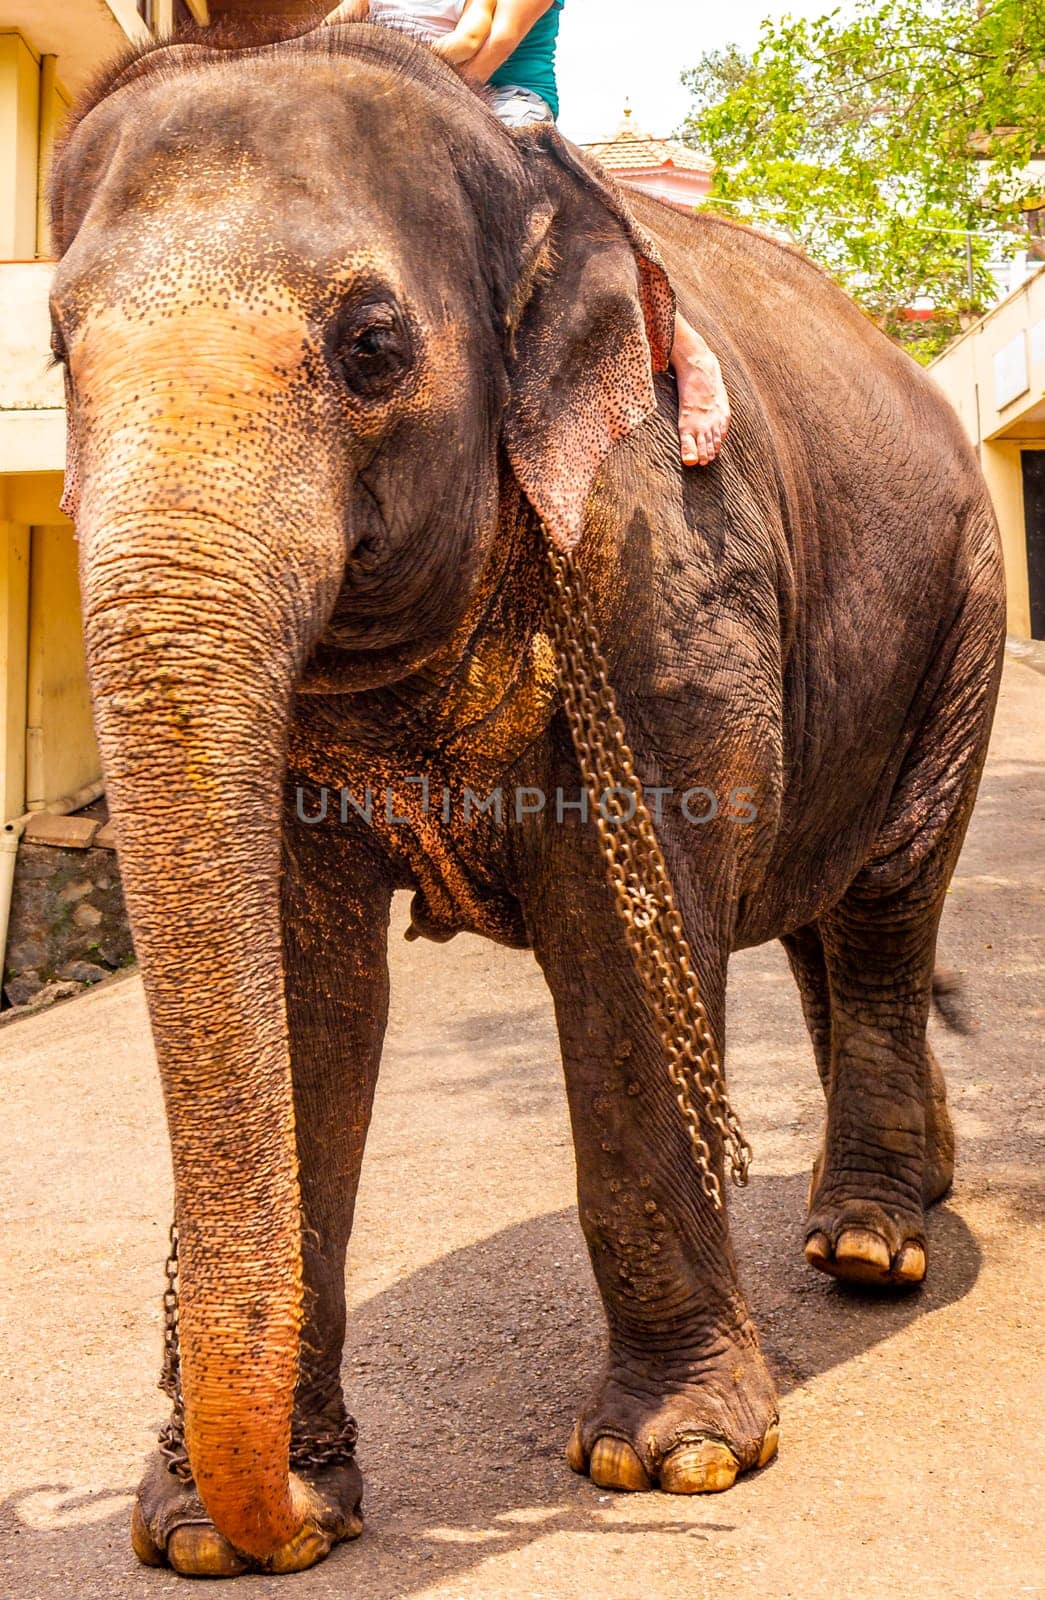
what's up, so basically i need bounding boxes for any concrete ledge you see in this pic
[19,815,118,851]
[22,813,101,849]
[1005,636,1045,677]
[0,409,66,474]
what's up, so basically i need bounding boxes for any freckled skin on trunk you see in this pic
[52,20,1005,1579]
[74,286,356,1561]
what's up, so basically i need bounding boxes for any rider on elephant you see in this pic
[325,0,733,466]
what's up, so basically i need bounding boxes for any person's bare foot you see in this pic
[670,315,731,467]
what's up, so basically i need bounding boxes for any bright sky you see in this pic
[555,0,832,145]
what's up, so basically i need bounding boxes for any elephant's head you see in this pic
[49,23,673,1564]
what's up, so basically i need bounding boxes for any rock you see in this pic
[72,902,103,930]
[4,970,44,1008]
[6,938,47,973]
[15,857,54,883]
[93,933,135,969]
[15,980,83,1015]
[57,960,108,985]
[3,830,135,1007]
[59,878,94,904]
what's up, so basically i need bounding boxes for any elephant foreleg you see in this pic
[525,831,778,1495]
[284,818,392,1545]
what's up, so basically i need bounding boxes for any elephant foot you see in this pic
[566,1324,779,1495]
[807,1097,953,1221]
[805,1059,954,1291]
[804,1185,926,1289]
[131,1448,363,1577]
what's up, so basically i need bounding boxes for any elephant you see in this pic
[48,19,1005,1580]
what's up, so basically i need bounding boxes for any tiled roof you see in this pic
[583,108,713,175]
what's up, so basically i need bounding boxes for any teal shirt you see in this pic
[489,0,563,120]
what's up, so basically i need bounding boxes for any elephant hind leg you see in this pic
[792,565,999,1290]
[785,904,958,1290]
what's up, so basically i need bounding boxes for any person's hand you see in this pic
[460,0,554,84]
[432,0,497,66]
[324,1,368,22]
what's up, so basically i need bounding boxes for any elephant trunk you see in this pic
[80,498,342,1560]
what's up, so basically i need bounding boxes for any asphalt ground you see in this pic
[1,653,1042,1600]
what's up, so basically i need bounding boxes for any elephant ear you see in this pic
[503,126,676,553]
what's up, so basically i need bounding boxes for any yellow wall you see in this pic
[930,270,1045,640]
[979,444,1032,639]
[26,520,97,810]
[0,32,40,257]
[0,29,70,261]
[0,476,98,819]
[0,516,29,819]
[0,6,166,822]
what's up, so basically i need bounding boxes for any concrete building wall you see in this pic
[930,269,1045,640]
[0,517,29,819]
[0,262,88,819]
[0,4,153,823]
[0,32,42,258]
[26,523,96,809]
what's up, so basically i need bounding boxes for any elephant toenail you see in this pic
[269,1524,334,1574]
[835,1227,891,1275]
[804,1230,832,1267]
[660,1439,739,1493]
[566,1422,587,1474]
[129,1502,165,1568]
[757,1422,780,1468]
[589,1436,651,1492]
[894,1241,926,1283]
[167,1524,249,1577]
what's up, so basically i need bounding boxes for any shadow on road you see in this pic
[1,1174,982,1595]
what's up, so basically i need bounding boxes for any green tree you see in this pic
[678,0,1045,360]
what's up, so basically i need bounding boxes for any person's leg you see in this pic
[487,84,557,128]
[671,312,731,467]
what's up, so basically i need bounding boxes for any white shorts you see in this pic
[488,84,555,127]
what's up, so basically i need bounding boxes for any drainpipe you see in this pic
[36,57,59,260]
[0,778,106,989]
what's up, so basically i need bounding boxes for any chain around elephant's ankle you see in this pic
[157,1413,359,1483]
[156,1223,358,1481]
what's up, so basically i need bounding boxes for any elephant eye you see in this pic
[329,300,413,398]
[353,324,394,357]
[49,324,68,369]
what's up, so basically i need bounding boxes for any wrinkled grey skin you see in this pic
[48,22,1005,1579]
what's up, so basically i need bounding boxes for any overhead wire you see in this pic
[686,190,1027,241]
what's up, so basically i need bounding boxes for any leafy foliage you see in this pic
[678,0,1045,360]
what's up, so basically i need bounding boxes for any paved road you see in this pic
[2,656,1042,1600]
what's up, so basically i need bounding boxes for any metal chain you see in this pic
[156,1224,358,1482]
[157,1224,190,1482]
[541,530,751,1210]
